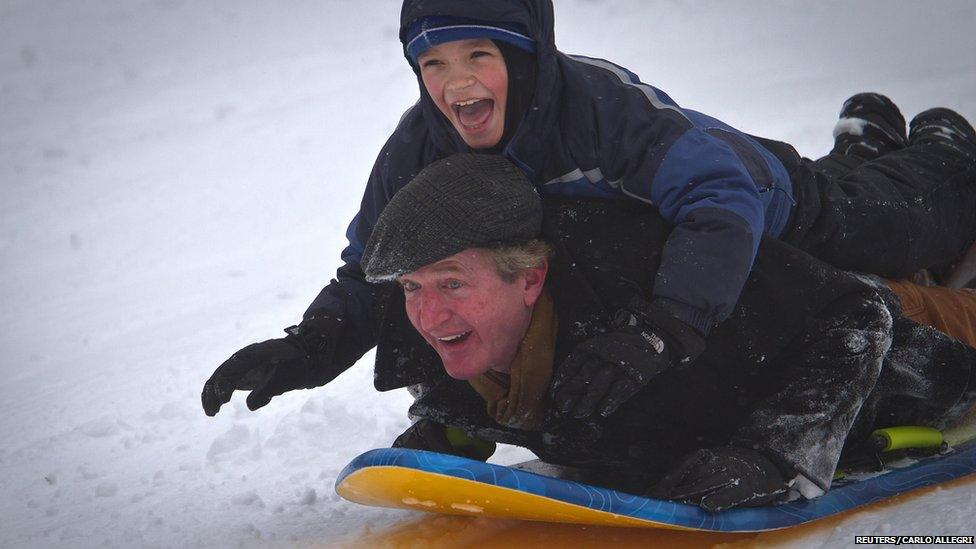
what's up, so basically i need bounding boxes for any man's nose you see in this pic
[418,291,451,331]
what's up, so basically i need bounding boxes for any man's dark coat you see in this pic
[373,198,889,490]
[374,197,976,492]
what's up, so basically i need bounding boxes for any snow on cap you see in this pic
[404,15,536,64]
[362,154,542,282]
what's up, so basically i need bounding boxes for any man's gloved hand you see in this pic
[647,446,789,511]
[550,297,705,419]
[201,314,342,416]
[392,419,496,461]
[541,416,604,455]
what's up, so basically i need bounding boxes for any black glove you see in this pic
[551,297,704,419]
[648,446,789,511]
[201,314,343,416]
[392,419,496,461]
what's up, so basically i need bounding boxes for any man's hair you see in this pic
[487,239,554,283]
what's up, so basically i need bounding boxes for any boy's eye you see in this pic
[420,58,443,69]
[470,50,492,59]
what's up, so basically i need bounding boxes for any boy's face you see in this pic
[417,39,509,150]
[398,248,546,380]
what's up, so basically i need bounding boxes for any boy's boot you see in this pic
[831,92,908,159]
[909,107,976,165]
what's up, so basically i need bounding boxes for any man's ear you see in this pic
[521,260,549,308]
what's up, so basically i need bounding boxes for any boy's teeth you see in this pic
[455,99,482,107]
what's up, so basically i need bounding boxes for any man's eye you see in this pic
[445,280,463,290]
[401,281,419,292]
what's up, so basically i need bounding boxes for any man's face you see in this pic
[399,249,545,380]
[418,39,509,150]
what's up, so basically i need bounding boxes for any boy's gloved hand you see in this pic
[392,419,496,461]
[201,314,343,416]
[648,446,789,511]
[550,297,704,419]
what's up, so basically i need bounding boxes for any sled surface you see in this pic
[336,438,976,533]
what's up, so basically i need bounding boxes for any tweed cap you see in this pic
[362,154,542,282]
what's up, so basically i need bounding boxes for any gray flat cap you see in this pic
[362,154,542,281]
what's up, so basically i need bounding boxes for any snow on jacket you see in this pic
[305,0,797,366]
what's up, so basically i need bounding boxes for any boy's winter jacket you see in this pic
[305,0,798,359]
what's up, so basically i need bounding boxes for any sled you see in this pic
[335,422,976,532]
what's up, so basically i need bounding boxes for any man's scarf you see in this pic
[468,288,557,430]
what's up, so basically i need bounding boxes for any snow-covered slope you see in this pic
[2,0,974,546]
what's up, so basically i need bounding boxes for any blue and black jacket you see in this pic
[306,0,799,364]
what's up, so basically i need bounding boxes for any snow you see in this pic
[2,0,975,547]
[833,117,868,138]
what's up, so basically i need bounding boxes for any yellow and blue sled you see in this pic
[335,426,976,532]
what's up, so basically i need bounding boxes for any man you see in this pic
[203,154,976,511]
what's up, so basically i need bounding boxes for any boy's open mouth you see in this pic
[453,99,494,130]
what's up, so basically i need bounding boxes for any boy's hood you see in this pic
[398,0,556,61]
[398,0,560,163]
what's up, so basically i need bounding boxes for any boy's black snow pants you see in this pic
[845,279,976,451]
[782,142,976,278]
